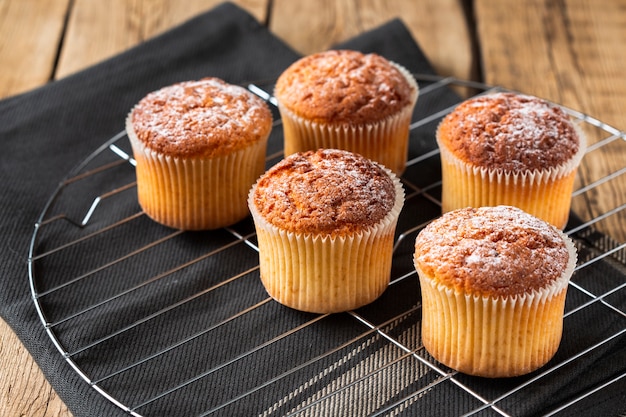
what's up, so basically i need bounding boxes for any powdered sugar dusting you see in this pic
[274,50,415,124]
[439,92,581,171]
[414,206,569,297]
[129,78,272,158]
[253,149,397,235]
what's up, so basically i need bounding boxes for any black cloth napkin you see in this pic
[1,2,624,417]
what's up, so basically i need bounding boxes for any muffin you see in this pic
[274,50,418,175]
[413,206,577,378]
[437,92,586,229]
[126,78,273,230]
[248,149,405,313]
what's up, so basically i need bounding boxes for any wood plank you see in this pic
[475,0,626,242]
[270,0,475,84]
[55,0,268,79]
[0,0,70,98]
[0,319,72,417]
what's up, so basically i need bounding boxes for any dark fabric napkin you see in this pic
[1,2,624,417]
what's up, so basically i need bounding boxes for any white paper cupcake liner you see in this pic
[277,62,418,176]
[437,122,587,229]
[128,128,268,230]
[414,229,577,377]
[248,168,405,313]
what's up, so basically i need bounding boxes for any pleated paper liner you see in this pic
[414,231,578,378]
[129,136,268,231]
[248,170,405,314]
[437,123,587,229]
[277,62,418,176]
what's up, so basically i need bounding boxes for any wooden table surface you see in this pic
[1,1,624,416]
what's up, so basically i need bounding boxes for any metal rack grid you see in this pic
[28,76,626,416]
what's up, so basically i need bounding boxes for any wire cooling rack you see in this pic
[28,76,626,416]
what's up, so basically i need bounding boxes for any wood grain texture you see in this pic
[0,0,69,98]
[0,319,72,417]
[270,0,475,83]
[55,0,268,78]
[475,0,626,242]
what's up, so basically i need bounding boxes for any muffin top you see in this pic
[437,92,582,171]
[251,149,399,236]
[414,206,570,297]
[127,78,272,158]
[274,50,416,125]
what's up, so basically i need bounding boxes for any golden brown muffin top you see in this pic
[274,50,416,125]
[437,92,581,171]
[128,78,272,158]
[414,206,570,297]
[252,149,396,236]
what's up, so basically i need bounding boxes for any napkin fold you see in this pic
[0,2,624,417]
